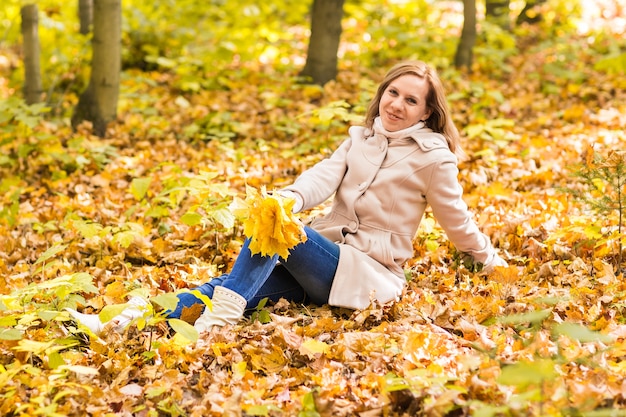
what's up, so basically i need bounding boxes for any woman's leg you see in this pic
[169,226,340,320]
[223,226,339,306]
[168,265,306,319]
[280,226,340,305]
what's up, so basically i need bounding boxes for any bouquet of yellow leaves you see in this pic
[230,185,307,259]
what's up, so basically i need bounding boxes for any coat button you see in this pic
[349,221,357,229]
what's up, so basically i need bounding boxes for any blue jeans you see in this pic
[168,226,340,319]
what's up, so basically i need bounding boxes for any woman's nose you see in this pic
[390,97,402,109]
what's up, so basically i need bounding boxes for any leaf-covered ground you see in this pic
[1,2,626,416]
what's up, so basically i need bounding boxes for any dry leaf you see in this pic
[230,185,307,258]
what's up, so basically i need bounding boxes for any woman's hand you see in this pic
[481,253,508,274]
[278,190,303,213]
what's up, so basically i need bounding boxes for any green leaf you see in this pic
[180,212,202,226]
[34,244,68,265]
[47,351,65,369]
[465,124,484,139]
[146,386,167,399]
[497,359,557,388]
[0,328,23,340]
[69,272,99,295]
[112,231,135,248]
[168,318,198,342]
[210,207,235,229]
[471,403,511,417]
[0,315,17,326]
[151,293,180,312]
[256,297,268,309]
[145,205,169,219]
[99,304,129,324]
[38,310,60,322]
[382,372,410,392]
[256,310,271,324]
[245,405,270,416]
[300,391,320,415]
[130,177,152,201]
[594,52,626,75]
[552,322,614,344]
[12,339,54,355]
[146,387,168,398]
[23,273,97,303]
[73,220,104,238]
[532,296,566,306]
[155,56,177,69]
[498,309,552,326]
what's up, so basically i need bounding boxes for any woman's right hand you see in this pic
[278,190,303,213]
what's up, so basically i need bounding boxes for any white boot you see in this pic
[66,296,151,335]
[194,286,247,333]
[64,309,104,334]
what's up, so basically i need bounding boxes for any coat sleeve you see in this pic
[425,159,495,264]
[283,138,351,211]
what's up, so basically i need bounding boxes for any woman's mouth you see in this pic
[385,112,402,121]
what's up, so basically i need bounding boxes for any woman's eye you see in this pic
[407,98,417,104]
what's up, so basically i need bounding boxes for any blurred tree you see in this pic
[486,0,511,30]
[454,0,477,70]
[21,3,42,104]
[72,0,121,137]
[517,0,546,25]
[79,0,93,35]
[300,0,345,85]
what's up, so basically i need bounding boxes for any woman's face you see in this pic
[378,74,432,132]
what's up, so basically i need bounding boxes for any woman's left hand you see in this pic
[482,253,508,274]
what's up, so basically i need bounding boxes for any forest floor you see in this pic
[1,6,626,416]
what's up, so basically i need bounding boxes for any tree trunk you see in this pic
[78,0,94,35]
[300,0,345,85]
[72,0,121,137]
[486,0,511,30]
[517,0,546,25]
[454,0,477,71]
[21,4,42,105]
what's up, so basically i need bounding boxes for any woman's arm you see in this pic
[282,138,352,212]
[425,159,497,265]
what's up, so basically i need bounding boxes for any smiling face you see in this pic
[378,74,432,132]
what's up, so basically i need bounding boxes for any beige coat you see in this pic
[285,122,495,309]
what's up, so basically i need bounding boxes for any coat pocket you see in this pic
[358,228,396,272]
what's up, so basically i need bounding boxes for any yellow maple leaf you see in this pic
[230,185,307,259]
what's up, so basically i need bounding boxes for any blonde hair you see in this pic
[364,61,464,158]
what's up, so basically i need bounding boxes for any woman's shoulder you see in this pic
[409,131,454,155]
[348,125,367,139]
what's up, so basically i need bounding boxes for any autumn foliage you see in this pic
[231,186,307,259]
[1,0,626,416]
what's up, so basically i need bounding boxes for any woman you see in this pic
[69,60,507,335]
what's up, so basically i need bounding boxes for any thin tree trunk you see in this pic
[72,0,121,137]
[79,0,94,35]
[517,0,546,25]
[454,0,477,71]
[300,0,345,85]
[21,4,42,104]
[486,0,511,30]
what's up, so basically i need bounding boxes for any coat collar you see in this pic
[372,116,426,140]
[369,116,448,149]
